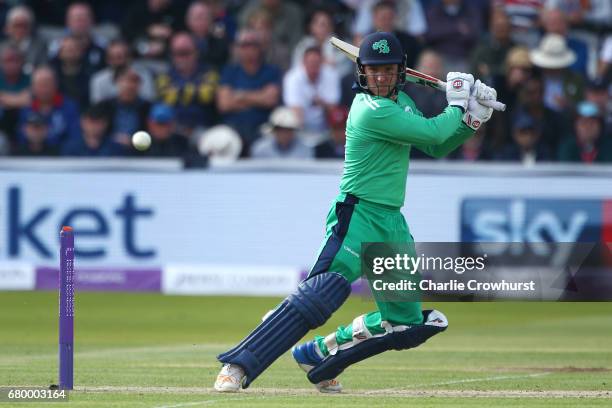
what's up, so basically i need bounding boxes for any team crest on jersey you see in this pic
[372,39,390,54]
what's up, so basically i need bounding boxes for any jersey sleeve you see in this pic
[413,123,475,158]
[353,94,466,146]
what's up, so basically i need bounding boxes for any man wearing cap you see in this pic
[559,101,612,163]
[495,113,552,165]
[251,106,312,159]
[13,111,58,156]
[214,32,498,393]
[139,103,192,158]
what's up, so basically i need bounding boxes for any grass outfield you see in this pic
[1,292,611,407]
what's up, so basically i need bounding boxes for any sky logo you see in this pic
[461,198,611,243]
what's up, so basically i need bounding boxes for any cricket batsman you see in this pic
[214,32,497,393]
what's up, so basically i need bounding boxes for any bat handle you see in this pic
[480,99,506,112]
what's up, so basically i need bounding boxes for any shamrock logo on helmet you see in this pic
[372,39,390,54]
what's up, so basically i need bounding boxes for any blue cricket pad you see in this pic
[217,272,350,388]
[307,310,447,384]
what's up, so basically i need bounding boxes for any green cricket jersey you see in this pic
[340,91,475,208]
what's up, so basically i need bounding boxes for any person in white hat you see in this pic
[250,106,313,159]
[529,33,585,113]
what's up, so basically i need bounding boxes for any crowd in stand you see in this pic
[0,0,610,164]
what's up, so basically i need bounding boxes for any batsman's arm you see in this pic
[355,98,466,146]
[413,124,474,158]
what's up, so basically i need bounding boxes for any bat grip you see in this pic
[480,99,506,112]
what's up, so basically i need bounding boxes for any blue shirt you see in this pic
[219,63,281,133]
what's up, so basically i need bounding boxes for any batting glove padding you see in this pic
[463,80,496,131]
[445,72,474,111]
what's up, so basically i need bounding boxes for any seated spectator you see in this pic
[513,74,569,154]
[216,29,281,155]
[497,0,544,48]
[0,44,31,147]
[540,7,589,77]
[99,67,151,147]
[186,1,229,69]
[291,8,351,77]
[448,124,493,161]
[140,103,192,157]
[283,46,340,138]
[156,32,219,138]
[239,0,304,53]
[584,78,611,135]
[90,39,156,104]
[62,104,125,156]
[598,35,611,82]
[530,33,584,113]
[17,66,81,147]
[51,35,93,108]
[48,3,106,73]
[315,106,347,159]
[352,0,428,42]
[558,101,612,163]
[246,8,291,72]
[251,106,313,159]
[13,111,59,156]
[122,0,185,60]
[470,9,515,85]
[369,0,423,69]
[425,0,483,72]
[2,5,47,74]
[495,113,553,165]
[403,50,447,118]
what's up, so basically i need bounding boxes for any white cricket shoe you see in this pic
[214,363,245,392]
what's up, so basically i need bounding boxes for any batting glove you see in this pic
[462,81,496,131]
[445,72,474,112]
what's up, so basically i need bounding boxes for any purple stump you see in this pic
[59,226,74,390]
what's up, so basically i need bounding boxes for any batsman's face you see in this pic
[364,64,398,97]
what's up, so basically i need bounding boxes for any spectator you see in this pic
[424,0,483,72]
[545,0,612,31]
[369,1,423,69]
[597,35,611,83]
[352,0,428,40]
[558,101,612,163]
[156,32,219,137]
[251,106,313,159]
[216,29,281,155]
[448,125,493,161]
[122,0,185,60]
[2,5,47,74]
[495,113,553,164]
[530,33,585,113]
[90,39,156,104]
[62,103,125,156]
[283,46,340,138]
[140,103,192,157]
[514,74,570,154]
[291,8,351,77]
[13,111,59,156]
[0,44,31,146]
[206,0,238,42]
[99,66,151,147]
[51,35,92,108]
[470,9,515,85]
[48,3,106,73]
[17,66,81,147]
[540,7,589,76]
[315,105,347,159]
[239,0,304,53]
[186,1,230,69]
[495,0,545,48]
[246,8,291,71]
[584,78,611,134]
[403,50,446,118]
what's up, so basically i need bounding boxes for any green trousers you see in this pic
[308,193,423,357]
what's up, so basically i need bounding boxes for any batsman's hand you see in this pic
[462,80,496,131]
[445,72,474,112]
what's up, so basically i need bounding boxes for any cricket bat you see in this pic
[330,37,506,112]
